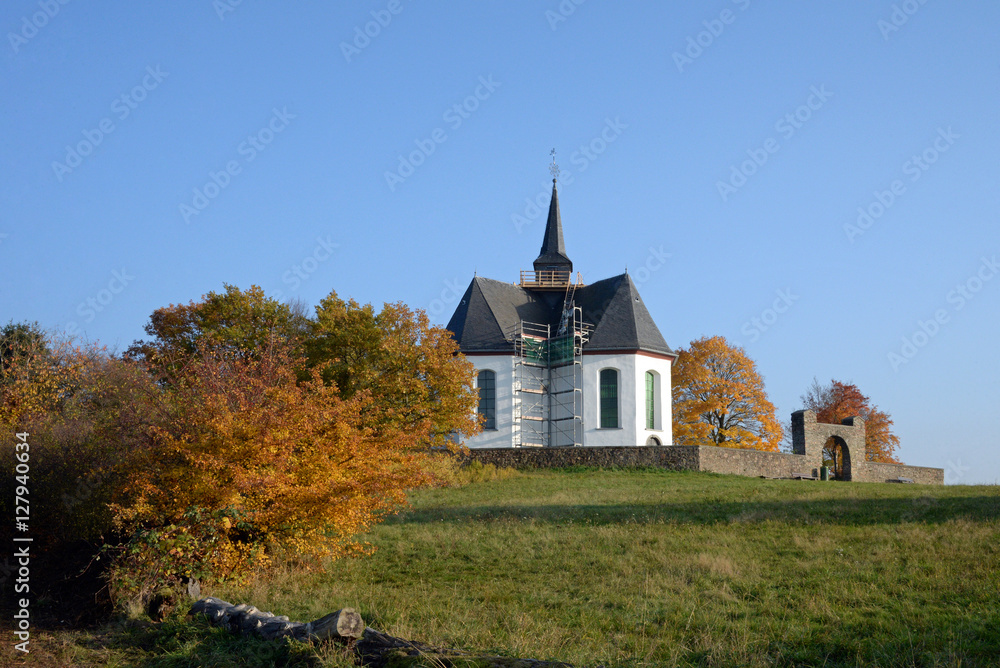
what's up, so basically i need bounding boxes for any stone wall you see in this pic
[854,461,944,485]
[695,445,814,479]
[463,444,944,485]
[462,445,701,471]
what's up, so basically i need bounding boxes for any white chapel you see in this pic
[446,178,676,448]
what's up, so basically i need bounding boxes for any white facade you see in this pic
[581,352,672,447]
[465,354,516,449]
[464,351,672,448]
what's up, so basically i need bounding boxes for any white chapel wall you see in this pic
[461,351,672,449]
[463,354,514,448]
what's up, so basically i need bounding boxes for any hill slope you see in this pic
[25,469,1000,667]
[222,469,1000,667]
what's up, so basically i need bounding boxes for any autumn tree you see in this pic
[105,286,480,601]
[128,285,479,450]
[800,378,901,473]
[672,335,782,451]
[2,287,481,605]
[126,284,309,376]
[0,324,154,546]
[109,338,447,601]
[0,321,73,426]
[305,291,479,448]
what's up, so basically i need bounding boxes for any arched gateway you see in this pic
[791,409,865,480]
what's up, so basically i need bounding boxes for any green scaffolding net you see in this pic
[521,334,576,367]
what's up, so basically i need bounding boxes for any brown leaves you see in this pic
[307,291,479,449]
[671,336,782,451]
[112,339,442,591]
[108,285,479,593]
[801,378,901,464]
[4,284,481,599]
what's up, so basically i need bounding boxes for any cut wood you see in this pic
[309,608,364,640]
[190,597,572,666]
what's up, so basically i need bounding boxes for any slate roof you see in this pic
[446,273,674,357]
[533,180,572,272]
[445,179,673,358]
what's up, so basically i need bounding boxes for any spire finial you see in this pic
[549,148,560,183]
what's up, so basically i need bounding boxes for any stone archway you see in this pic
[646,435,662,446]
[827,435,852,481]
[791,409,865,480]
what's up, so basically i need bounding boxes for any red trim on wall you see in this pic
[461,350,677,362]
[583,349,677,362]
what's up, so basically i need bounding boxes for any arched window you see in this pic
[477,370,496,430]
[599,368,619,428]
[645,371,656,430]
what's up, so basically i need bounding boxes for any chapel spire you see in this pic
[532,155,572,275]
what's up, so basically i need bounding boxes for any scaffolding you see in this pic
[511,303,590,448]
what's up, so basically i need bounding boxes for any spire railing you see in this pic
[519,270,582,290]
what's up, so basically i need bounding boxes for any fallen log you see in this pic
[189,597,363,643]
[189,597,572,667]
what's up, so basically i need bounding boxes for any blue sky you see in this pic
[2,1,997,483]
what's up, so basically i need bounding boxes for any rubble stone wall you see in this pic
[463,442,943,485]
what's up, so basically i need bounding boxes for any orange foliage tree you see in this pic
[672,335,782,451]
[1,322,155,546]
[306,291,479,447]
[111,342,442,598]
[110,286,480,600]
[126,284,309,375]
[1,321,80,427]
[800,378,901,468]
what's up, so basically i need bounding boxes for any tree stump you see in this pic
[310,608,365,641]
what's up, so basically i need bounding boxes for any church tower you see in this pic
[446,169,675,448]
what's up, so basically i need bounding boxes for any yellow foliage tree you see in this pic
[1,323,153,546]
[1,322,81,427]
[671,335,782,451]
[110,287,481,600]
[110,341,450,598]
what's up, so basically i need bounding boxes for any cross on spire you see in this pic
[549,148,560,183]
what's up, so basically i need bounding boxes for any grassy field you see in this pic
[18,469,1000,667]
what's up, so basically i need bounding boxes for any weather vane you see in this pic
[549,148,560,182]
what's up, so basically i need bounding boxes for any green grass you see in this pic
[27,469,1000,667]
